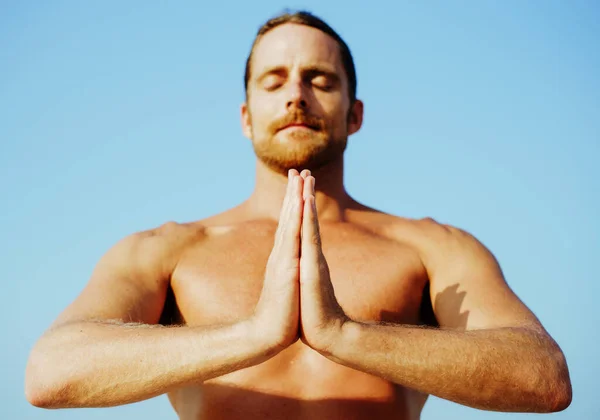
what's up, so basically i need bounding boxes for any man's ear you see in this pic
[347,99,364,136]
[241,102,252,139]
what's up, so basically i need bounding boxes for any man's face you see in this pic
[241,23,363,173]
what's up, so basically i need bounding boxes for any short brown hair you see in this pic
[244,10,357,102]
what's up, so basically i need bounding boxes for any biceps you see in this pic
[429,244,542,330]
[432,275,540,330]
[54,275,168,328]
[423,224,542,330]
[52,239,170,328]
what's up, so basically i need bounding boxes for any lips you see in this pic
[271,112,323,133]
[281,123,316,131]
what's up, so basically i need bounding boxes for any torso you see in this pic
[162,206,435,419]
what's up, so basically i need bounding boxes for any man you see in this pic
[25,10,571,419]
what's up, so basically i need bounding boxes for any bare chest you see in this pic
[165,222,430,415]
[170,223,428,327]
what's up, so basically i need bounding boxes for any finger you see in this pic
[273,171,295,245]
[300,169,311,179]
[300,175,314,245]
[280,174,303,257]
[301,186,321,260]
[274,170,302,250]
[281,169,294,210]
[302,174,313,200]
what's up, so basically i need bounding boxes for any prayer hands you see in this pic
[251,169,348,355]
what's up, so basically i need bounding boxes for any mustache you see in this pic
[269,110,325,133]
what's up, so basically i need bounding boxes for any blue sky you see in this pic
[1,1,598,419]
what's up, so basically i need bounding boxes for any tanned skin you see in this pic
[25,22,571,419]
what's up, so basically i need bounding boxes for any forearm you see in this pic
[327,321,571,413]
[26,319,274,408]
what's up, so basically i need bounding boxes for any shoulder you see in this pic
[122,220,206,249]
[384,215,480,246]
[381,215,497,269]
[380,216,509,312]
[408,217,481,247]
[414,217,491,256]
[102,221,208,274]
[347,204,467,243]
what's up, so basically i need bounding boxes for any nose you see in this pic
[286,79,308,110]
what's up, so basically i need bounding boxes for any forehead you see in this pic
[251,23,343,75]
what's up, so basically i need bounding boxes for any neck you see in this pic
[244,155,352,222]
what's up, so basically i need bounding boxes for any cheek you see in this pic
[320,96,349,126]
[329,107,350,133]
[249,96,277,126]
[247,108,267,135]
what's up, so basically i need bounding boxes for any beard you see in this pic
[252,129,347,173]
[250,109,348,174]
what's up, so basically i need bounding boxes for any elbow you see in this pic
[534,348,573,413]
[25,370,76,410]
[25,362,56,409]
[25,366,54,409]
[25,383,54,409]
[545,367,572,412]
[539,377,571,413]
[25,347,75,409]
[550,386,572,413]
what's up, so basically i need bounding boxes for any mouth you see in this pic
[280,123,317,131]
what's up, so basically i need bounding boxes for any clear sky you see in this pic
[2,1,598,419]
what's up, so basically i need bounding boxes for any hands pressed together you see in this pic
[251,169,350,356]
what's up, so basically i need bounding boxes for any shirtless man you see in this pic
[25,10,572,419]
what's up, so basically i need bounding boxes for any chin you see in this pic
[258,147,346,174]
[252,133,347,173]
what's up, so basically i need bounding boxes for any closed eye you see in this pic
[312,75,333,91]
[263,75,284,91]
[303,67,339,92]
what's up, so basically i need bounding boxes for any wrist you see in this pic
[243,316,288,358]
[317,317,358,359]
